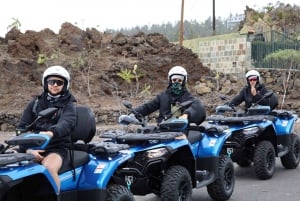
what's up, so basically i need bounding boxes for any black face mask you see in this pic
[171,82,183,95]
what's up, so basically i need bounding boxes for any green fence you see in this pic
[251,31,300,69]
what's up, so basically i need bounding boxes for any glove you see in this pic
[118,115,131,125]
[128,113,136,118]
[118,114,140,125]
[130,112,145,123]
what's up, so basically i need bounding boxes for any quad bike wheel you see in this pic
[106,184,135,201]
[280,134,300,169]
[207,155,235,201]
[253,140,275,180]
[161,165,192,201]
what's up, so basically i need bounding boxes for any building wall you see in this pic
[197,36,252,75]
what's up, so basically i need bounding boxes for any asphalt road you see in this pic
[135,158,300,201]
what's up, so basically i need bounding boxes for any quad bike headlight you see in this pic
[147,148,168,158]
[242,127,260,135]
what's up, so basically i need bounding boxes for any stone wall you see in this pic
[197,35,251,75]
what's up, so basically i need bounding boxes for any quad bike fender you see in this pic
[127,138,194,171]
[237,118,293,149]
[0,163,58,194]
[226,120,274,143]
[195,156,218,177]
[240,121,275,141]
[170,144,198,186]
[77,152,134,189]
[59,166,85,191]
[196,133,231,157]
[274,115,297,135]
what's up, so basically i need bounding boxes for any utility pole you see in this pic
[212,0,216,35]
[179,0,184,46]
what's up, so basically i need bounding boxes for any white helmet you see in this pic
[168,66,188,82]
[245,70,260,79]
[42,66,70,89]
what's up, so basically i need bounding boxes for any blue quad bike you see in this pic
[0,106,136,201]
[207,91,300,180]
[100,100,235,201]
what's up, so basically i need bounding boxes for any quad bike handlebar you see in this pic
[216,91,274,116]
[16,107,58,135]
[1,107,58,154]
[118,100,193,132]
[118,114,143,126]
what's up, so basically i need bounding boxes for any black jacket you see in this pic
[229,83,278,111]
[17,91,77,150]
[134,87,206,125]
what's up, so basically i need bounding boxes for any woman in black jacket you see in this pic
[229,69,278,111]
[133,66,206,125]
[17,65,77,191]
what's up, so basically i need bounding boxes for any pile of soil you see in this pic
[0,22,210,131]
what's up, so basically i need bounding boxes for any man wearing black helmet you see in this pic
[229,69,278,111]
[16,65,77,192]
[132,66,206,125]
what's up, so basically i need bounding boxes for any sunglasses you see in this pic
[248,78,257,82]
[47,79,64,86]
[172,78,183,83]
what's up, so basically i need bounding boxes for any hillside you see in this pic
[0,22,210,131]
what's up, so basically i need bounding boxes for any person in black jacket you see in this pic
[229,69,278,111]
[133,66,206,125]
[16,65,77,191]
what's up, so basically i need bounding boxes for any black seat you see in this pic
[187,130,203,144]
[59,105,96,173]
[70,105,96,144]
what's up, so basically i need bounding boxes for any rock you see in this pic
[193,82,211,95]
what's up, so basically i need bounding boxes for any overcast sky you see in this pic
[1,0,299,37]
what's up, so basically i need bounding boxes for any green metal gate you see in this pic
[251,30,300,68]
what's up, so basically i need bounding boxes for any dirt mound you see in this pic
[0,22,209,130]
